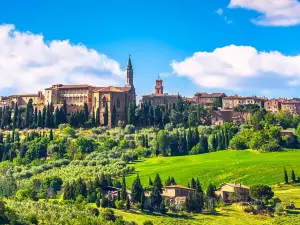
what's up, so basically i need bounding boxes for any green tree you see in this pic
[49,129,54,141]
[25,99,34,128]
[125,196,130,210]
[83,102,89,122]
[111,104,117,127]
[103,102,108,126]
[291,169,296,183]
[95,108,100,126]
[120,174,127,201]
[284,167,289,184]
[131,174,144,203]
[249,184,274,203]
[206,183,215,198]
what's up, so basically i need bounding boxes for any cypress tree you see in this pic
[120,174,127,201]
[42,107,46,128]
[149,177,153,186]
[34,107,38,127]
[25,99,34,128]
[111,104,117,127]
[83,102,89,123]
[103,102,108,126]
[187,128,193,152]
[126,195,130,210]
[291,169,296,183]
[191,178,196,189]
[49,129,54,141]
[284,167,289,184]
[206,183,215,198]
[91,107,95,126]
[95,108,100,126]
[196,178,203,193]
[131,174,143,203]
[62,99,68,123]
[54,107,60,127]
[13,103,18,129]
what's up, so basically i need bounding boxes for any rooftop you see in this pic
[164,185,195,190]
[194,92,225,98]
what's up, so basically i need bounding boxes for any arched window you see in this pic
[102,96,106,107]
[116,98,121,108]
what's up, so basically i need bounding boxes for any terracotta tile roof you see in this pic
[93,86,132,93]
[164,185,195,191]
[194,92,225,98]
[142,93,178,97]
[219,183,249,190]
[282,100,300,104]
[46,84,96,90]
[223,96,265,101]
[9,94,40,98]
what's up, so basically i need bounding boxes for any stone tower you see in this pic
[125,55,134,87]
[155,76,163,95]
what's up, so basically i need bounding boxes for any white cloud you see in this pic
[216,8,224,15]
[216,8,233,24]
[0,24,125,94]
[228,0,300,26]
[171,45,300,91]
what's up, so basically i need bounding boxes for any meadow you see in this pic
[116,184,300,225]
[126,150,300,188]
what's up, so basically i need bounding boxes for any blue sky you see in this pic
[1,0,300,99]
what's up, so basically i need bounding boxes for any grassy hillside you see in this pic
[127,150,300,188]
[116,185,300,225]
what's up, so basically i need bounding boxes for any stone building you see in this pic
[9,91,44,107]
[192,92,225,108]
[222,95,266,109]
[162,185,195,210]
[140,78,179,107]
[92,56,136,125]
[216,183,250,203]
[211,109,250,126]
[264,99,286,114]
[281,99,300,114]
[44,84,96,111]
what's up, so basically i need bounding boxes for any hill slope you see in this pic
[127,150,300,188]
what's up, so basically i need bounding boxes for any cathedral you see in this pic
[44,56,136,126]
[92,56,136,125]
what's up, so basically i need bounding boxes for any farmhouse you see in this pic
[162,185,195,209]
[215,183,250,203]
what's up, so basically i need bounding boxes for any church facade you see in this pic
[43,56,136,126]
[92,56,136,125]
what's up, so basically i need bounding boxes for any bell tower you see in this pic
[155,75,163,95]
[125,55,134,88]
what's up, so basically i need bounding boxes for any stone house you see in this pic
[192,92,226,108]
[211,110,250,126]
[222,95,266,109]
[215,183,250,203]
[162,185,195,209]
[9,91,44,107]
[264,99,284,114]
[281,100,300,114]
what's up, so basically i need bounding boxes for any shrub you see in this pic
[124,125,135,134]
[101,208,116,222]
[229,136,247,150]
[115,200,125,209]
[143,220,154,225]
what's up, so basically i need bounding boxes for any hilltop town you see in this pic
[0,56,298,128]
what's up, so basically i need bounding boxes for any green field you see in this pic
[127,150,300,188]
[116,185,300,225]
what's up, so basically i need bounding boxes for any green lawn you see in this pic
[127,150,300,188]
